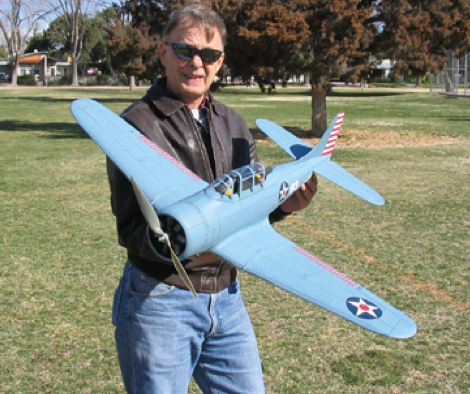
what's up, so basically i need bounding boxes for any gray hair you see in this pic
[162,4,227,49]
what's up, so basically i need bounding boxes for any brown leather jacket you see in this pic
[107,78,287,293]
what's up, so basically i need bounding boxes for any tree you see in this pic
[116,0,188,79]
[215,0,309,86]
[24,28,54,54]
[0,0,52,85]
[302,0,375,135]
[0,45,8,60]
[103,0,190,89]
[217,0,375,136]
[375,0,444,87]
[45,0,106,85]
[375,0,470,88]
[105,18,158,90]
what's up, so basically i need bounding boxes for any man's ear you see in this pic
[159,42,167,66]
[216,52,225,73]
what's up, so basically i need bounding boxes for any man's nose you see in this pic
[189,54,204,67]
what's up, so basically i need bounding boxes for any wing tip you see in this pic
[371,195,386,206]
[389,319,418,339]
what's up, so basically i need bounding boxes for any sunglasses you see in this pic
[164,42,223,64]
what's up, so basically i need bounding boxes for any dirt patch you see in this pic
[323,129,461,148]
[256,128,462,148]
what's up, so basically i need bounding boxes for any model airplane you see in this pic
[71,98,417,339]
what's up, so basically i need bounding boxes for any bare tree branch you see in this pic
[0,0,55,85]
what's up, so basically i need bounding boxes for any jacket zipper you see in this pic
[185,106,215,182]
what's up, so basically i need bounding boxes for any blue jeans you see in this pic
[113,262,265,394]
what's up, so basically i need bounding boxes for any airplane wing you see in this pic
[70,98,208,210]
[211,220,417,339]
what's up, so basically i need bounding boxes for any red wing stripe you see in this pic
[293,246,357,286]
[138,135,201,181]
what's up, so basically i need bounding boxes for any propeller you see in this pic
[130,177,198,298]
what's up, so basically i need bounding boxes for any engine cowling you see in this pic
[152,198,220,261]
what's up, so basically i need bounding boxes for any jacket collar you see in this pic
[146,77,227,117]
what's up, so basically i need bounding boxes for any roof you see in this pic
[19,52,61,65]
[20,53,44,64]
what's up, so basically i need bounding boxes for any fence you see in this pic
[429,51,470,95]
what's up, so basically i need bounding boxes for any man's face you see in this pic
[159,18,225,109]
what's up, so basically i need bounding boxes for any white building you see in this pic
[0,51,72,83]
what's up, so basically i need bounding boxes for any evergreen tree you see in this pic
[104,12,159,90]
[302,0,375,135]
[375,0,470,88]
[24,29,54,54]
[215,0,309,86]
[216,0,375,136]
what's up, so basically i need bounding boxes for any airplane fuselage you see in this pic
[157,156,323,261]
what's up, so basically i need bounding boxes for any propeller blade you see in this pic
[130,178,198,298]
[131,178,165,238]
[169,246,198,298]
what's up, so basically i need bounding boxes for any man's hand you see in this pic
[280,174,318,214]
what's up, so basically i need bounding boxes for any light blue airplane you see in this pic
[71,98,417,339]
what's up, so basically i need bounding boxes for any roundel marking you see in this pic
[347,297,383,319]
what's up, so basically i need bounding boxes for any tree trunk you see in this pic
[311,84,327,137]
[415,76,422,88]
[304,73,310,87]
[10,55,20,86]
[72,57,79,86]
[129,75,135,91]
[445,71,453,92]
[360,76,367,90]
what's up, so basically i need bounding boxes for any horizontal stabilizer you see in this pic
[255,119,312,160]
[314,160,385,205]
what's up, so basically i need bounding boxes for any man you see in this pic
[107,4,318,394]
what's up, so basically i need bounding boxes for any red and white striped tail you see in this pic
[322,112,344,156]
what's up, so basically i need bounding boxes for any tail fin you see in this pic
[257,112,384,205]
[309,112,344,159]
[303,112,385,206]
[322,112,344,156]
[255,112,344,160]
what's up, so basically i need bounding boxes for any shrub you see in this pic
[59,75,72,85]
[17,75,37,86]
[370,77,391,84]
[97,74,109,85]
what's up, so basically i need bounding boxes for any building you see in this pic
[0,51,72,83]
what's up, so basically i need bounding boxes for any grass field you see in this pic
[1,85,469,394]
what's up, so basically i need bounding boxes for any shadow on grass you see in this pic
[327,90,406,98]
[0,119,89,139]
[250,126,322,142]
[219,87,408,98]
[447,116,470,122]
[217,88,312,96]
[1,96,137,105]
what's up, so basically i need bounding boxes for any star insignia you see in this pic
[279,182,289,202]
[346,297,382,319]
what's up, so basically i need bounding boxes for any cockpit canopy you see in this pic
[211,162,266,198]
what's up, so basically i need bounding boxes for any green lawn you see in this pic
[1,85,469,394]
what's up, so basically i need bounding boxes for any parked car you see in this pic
[0,73,8,84]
